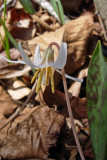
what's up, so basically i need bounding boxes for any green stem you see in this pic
[4,0,6,22]
[3,0,10,60]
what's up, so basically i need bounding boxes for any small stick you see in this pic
[0,80,45,131]
[32,15,55,31]
[94,4,107,41]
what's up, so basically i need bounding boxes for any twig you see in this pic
[94,4,107,41]
[61,68,85,160]
[0,80,45,131]
[32,15,55,31]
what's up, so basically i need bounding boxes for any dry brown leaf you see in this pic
[10,8,31,26]
[0,0,3,7]
[54,13,93,87]
[9,8,36,40]
[40,14,50,22]
[0,48,31,69]
[63,13,93,75]
[0,48,32,79]
[11,25,36,40]
[0,64,31,79]
[83,137,94,159]
[32,15,55,32]
[35,85,45,104]
[69,148,78,160]
[61,0,83,13]
[7,80,31,100]
[68,65,88,97]
[43,86,87,119]
[0,105,65,159]
[0,8,36,52]
[0,85,18,117]
[0,26,5,52]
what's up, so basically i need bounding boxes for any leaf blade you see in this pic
[87,41,107,160]
[18,0,36,15]
[50,0,64,25]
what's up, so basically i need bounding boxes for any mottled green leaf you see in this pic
[19,0,36,15]
[87,41,107,160]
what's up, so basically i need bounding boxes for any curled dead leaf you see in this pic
[54,13,94,87]
[0,85,18,118]
[0,48,32,79]
[43,86,87,119]
[0,48,31,69]
[7,80,31,100]
[0,105,65,159]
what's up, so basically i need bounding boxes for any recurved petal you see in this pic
[18,42,36,68]
[51,42,67,69]
[56,69,83,83]
[2,56,26,64]
[34,45,42,64]
[34,48,48,68]
[46,48,54,66]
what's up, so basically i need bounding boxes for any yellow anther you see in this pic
[36,68,45,93]
[46,67,50,86]
[31,68,41,83]
[49,67,55,93]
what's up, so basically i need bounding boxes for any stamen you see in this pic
[49,67,55,93]
[31,68,41,83]
[36,68,45,93]
[46,67,50,86]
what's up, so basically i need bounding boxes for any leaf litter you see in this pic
[0,0,105,159]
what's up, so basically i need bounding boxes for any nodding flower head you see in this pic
[2,42,83,93]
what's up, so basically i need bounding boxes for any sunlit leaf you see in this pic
[87,41,107,160]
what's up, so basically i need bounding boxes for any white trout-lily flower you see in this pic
[2,42,83,93]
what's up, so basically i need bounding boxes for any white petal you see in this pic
[18,42,37,68]
[56,69,83,83]
[2,56,25,64]
[46,48,54,66]
[34,48,48,68]
[51,42,67,69]
[34,45,42,64]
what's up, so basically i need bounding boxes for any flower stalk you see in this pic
[49,42,85,160]
[61,68,85,160]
